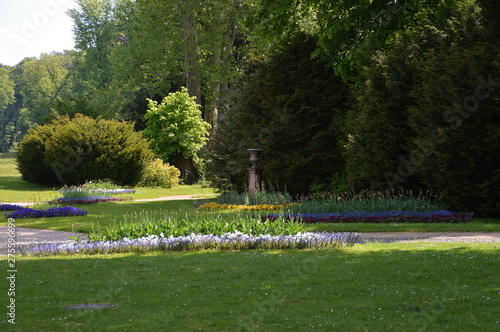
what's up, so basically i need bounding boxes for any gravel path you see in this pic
[0,226,88,256]
[357,232,500,244]
[134,194,216,201]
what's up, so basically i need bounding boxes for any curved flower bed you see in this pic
[49,196,127,205]
[6,206,88,219]
[92,189,135,195]
[198,202,294,211]
[263,210,474,224]
[0,204,23,212]
[22,231,360,256]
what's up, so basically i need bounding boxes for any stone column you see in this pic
[247,149,263,197]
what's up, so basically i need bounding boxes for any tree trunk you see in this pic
[171,152,200,184]
[182,2,201,104]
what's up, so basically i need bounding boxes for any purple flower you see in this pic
[263,210,473,224]
[0,204,23,212]
[49,196,126,205]
[6,206,88,219]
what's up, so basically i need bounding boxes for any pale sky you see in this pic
[0,0,78,66]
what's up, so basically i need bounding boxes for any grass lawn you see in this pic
[1,243,499,331]
[0,157,216,203]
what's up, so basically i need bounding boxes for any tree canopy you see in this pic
[1,0,498,216]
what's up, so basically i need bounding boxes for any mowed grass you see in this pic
[1,243,499,331]
[0,157,216,203]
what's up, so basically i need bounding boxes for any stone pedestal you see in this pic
[248,166,262,197]
[247,149,263,197]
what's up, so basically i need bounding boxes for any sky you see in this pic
[0,0,78,66]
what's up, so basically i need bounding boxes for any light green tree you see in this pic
[144,87,211,159]
[143,88,211,180]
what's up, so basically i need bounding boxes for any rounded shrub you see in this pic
[138,158,181,188]
[16,118,68,185]
[16,114,154,186]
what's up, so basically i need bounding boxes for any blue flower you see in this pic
[0,204,23,212]
[6,206,88,219]
[263,210,473,223]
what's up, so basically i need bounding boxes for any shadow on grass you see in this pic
[9,244,500,331]
[0,176,54,192]
[0,199,215,233]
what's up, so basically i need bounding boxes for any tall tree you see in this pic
[207,33,349,194]
[0,67,16,151]
[111,0,252,129]
[68,0,123,118]
[18,53,74,124]
[181,0,201,104]
[256,0,460,79]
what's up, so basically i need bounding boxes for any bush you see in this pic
[16,119,64,185]
[138,158,181,188]
[16,114,154,186]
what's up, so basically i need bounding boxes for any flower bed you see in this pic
[49,196,127,205]
[22,231,360,256]
[0,204,23,211]
[263,210,474,224]
[58,181,135,199]
[198,202,294,211]
[6,206,88,219]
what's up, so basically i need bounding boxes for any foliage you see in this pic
[264,211,473,224]
[256,0,462,80]
[408,41,500,217]
[50,197,126,205]
[4,0,499,217]
[342,1,500,217]
[58,180,134,198]
[5,206,87,219]
[0,67,16,151]
[198,202,293,211]
[17,53,75,124]
[81,180,123,191]
[67,0,123,119]
[15,119,63,185]
[16,114,154,186]
[217,190,292,205]
[291,189,443,214]
[144,88,211,160]
[138,158,181,188]
[344,36,418,191]
[0,67,15,112]
[206,33,348,194]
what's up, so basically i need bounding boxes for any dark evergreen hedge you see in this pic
[16,114,154,186]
